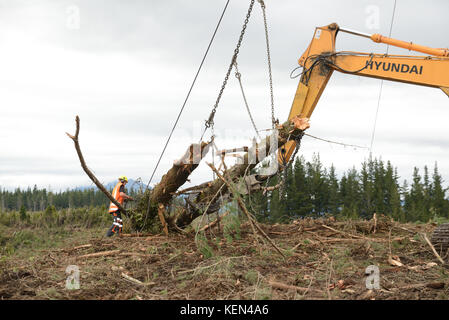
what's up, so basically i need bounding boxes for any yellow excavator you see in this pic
[280,23,449,253]
[280,22,449,165]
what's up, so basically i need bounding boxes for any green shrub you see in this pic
[195,232,214,259]
[0,212,19,227]
[430,215,449,225]
[0,206,113,230]
[0,229,39,255]
[19,205,29,223]
[43,205,57,227]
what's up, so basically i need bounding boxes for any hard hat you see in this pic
[119,176,128,182]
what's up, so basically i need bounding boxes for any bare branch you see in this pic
[66,116,128,215]
[422,233,445,264]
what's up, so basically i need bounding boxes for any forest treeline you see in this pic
[250,155,449,223]
[1,155,448,223]
[0,186,110,212]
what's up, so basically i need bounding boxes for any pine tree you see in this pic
[385,163,402,221]
[268,175,284,222]
[282,163,295,221]
[339,168,360,219]
[19,205,28,222]
[305,154,328,217]
[400,179,409,221]
[290,156,312,218]
[327,164,340,215]
[360,158,375,218]
[431,162,448,218]
[406,167,427,222]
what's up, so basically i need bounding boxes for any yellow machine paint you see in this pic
[278,23,449,166]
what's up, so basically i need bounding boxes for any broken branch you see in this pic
[66,116,127,215]
[422,233,445,264]
[78,249,120,259]
[200,211,230,232]
[121,272,156,286]
[158,204,169,236]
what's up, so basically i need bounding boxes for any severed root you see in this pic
[139,116,310,232]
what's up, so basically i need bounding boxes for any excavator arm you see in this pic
[279,23,449,165]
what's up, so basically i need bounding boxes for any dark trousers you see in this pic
[107,210,123,235]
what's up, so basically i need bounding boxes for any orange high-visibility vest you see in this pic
[109,181,125,213]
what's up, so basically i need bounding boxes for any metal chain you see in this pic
[201,0,256,141]
[258,0,276,129]
[234,60,261,140]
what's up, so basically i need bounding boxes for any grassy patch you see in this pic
[0,225,105,258]
[244,270,259,285]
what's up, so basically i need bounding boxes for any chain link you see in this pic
[258,0,276,129]
[202,0,256,140]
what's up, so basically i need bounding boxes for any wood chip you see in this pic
[388,255,403,267]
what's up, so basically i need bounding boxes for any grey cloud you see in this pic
[1,0,448,190]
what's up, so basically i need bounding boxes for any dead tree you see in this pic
[140,115,310,231]
[67,115,309,233]
[66,116,127,215]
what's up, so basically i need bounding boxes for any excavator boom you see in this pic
[279,23,449,165]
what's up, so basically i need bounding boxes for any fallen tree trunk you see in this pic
[193,116,309,205]
[139,116,310,231]
[132,141,213,232]
[150,141,213,206]
[68,115,310,233]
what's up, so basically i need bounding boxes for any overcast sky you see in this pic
[0,0,448,191]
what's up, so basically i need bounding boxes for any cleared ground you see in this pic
[1,217,448,300]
